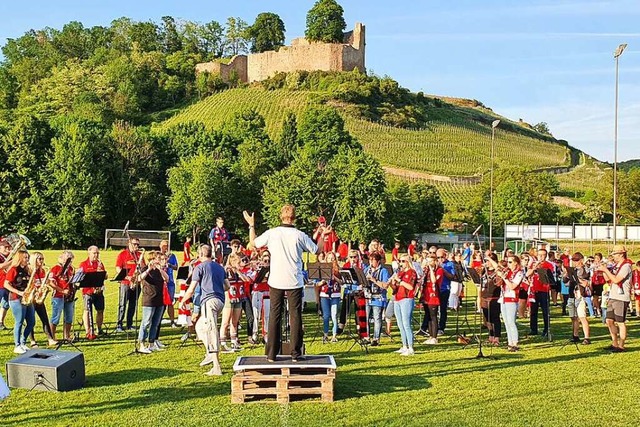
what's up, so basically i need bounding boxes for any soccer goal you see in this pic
[104,229,172,250]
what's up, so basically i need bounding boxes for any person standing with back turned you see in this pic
[244,205,328,362]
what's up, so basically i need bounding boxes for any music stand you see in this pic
[112,268,127,282]
[176,266,189,281]
[338,268,368,354]
[307,263,334,344]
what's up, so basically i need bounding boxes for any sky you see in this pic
[1,0,639,162]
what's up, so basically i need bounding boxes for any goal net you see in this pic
[104,229,172,250]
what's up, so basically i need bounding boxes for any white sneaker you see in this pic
[180,332,190,343]
[20,344,30,352]
[221,343,235,354]
[401,348,415,356]
[205,366,223,376]
[138,344,152,354]
[199,354,216,367]
[424,337,438,345]
[154,340,167,349]
[394,347,407,354]
[151,342,165,351]
[14,345,27,354]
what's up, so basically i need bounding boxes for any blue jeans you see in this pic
[9,299,35,346]
[501,302,519,346]
[51,297,75,325]
[394,298,414,348]
[138,306,164,343]
[367,304,385,339]
[320,297,340,336]
[584,296,595,317]
[0,288,9,310]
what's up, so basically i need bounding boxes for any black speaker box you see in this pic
[5,349,85,392]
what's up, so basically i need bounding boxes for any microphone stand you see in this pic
[473,226,488,359]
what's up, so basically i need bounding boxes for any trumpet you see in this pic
[5,233,31,262]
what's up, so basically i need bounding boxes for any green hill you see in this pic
[160,85,576,213]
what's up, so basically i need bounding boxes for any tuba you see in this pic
[5,234,31,262]
[21,268,39,306]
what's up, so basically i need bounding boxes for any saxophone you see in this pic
[34,269,53,305]
[21,268,39,305]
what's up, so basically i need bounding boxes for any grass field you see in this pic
[2,249,640,426]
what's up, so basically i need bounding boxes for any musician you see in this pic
[3,250,35,354]
[137,251,170,354]
[250,250,271,344]
[590,253,606,317]
[313,216,338,253]
[518,253,532,319]
[78,246,107,339]
[159,240,179,327]
[244,204,327,362]
[436,248,455,335]
[0,238,12,330]
[633,261,640,320]
[219,253,250,352]
[562,252,591,345]
[209,217,230,263]
[49,250,75,343]
[598,245,633,352]
[364,253,389,346]
[389,255,418,356]
[338,249,363,336]
[318,251,341,343]
[526,248,555,337]
[491,255,523,351]
[23,252,55,347]
[115,238,143,332]
[420,254,442,345]
[181,244,229,376]
[481,254,503,345]
[183,236,192,265]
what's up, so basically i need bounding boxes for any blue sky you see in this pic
[1,0,639,162]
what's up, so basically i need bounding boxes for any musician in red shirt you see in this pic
[4,250,36,354]
[389,255,417,356]
[78,246,107,339]
[0,238,12,330]
[525,248,555,337]
[115,238,142,332]
[421,254,443,345]
[313,216,338,253]
[49,250,75,342]
[183,236,192,265]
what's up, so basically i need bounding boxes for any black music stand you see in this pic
[537,268,554,342]
[339,268,368,354]
[176,266,189,281]
[307,263,334,344]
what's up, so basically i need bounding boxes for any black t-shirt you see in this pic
[142,267,165,307]
[481,273,501,300]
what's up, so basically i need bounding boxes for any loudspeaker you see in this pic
[278,342,306,356]
[5,349,85,392]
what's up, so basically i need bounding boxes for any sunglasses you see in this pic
[508,261,516,264]
[240,257,249,263]
[132,243,139,246]
[349,256,358,259]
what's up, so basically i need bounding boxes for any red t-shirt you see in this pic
[183,242,192,265]
[0,254,7,289]
[559,254,570,268]
[5,265,30,301]
[422,267,443,306]
[116,249,140,285]
[531,260,555,293]
[408,244,416,258]
[78,258,106,295]
[395,269,417,301]
[391,247,400,262]
[50,263,74,298]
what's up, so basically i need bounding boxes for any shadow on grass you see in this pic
[86,367,189,388]
[335,371,431,400]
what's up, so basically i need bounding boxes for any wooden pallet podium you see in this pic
[231,355,336,404]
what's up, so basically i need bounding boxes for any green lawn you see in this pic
[1,250,639,426]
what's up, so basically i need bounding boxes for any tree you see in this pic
[160,16,182,53]
[533,122,552,136]
[298,105,358,164]
[274,112,300,168]
[224,17,249,56]
[247,13,286,53]
[305,0,346,43]
[38,118,117,246]
[167,154,239,242]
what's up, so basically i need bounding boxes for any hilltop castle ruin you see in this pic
[195,23,366,83]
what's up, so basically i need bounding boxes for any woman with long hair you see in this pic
[389,255,417,355]
[28,252,57,347]
[518,253,531,319]
[3,250,36,354]
[137,251,170,353]
[494,255,523,351]
[481,253,502,346]
[421,254,442,345]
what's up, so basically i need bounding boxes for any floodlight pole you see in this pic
[489,120,500,250]
[613,43,626,245]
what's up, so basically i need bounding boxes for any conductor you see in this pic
[244,204,329,362]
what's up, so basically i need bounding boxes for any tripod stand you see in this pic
[344,291,369,354]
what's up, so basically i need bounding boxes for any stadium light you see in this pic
[613,43,626,245]
[489,119,500,249]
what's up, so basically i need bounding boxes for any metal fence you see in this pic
[505,223,640,241]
